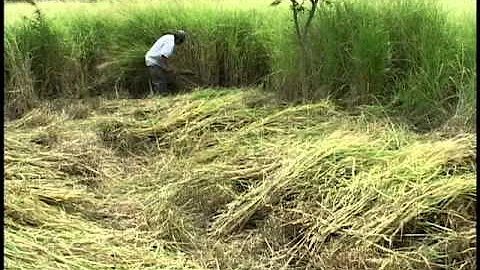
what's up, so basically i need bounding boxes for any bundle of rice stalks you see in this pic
[5,109,205,269]
[5,133,113,223]
[5,218,205,270]
[205,131,476,269]
[96,89,275,155]
[6,107,59,129]
[5,134,113,184]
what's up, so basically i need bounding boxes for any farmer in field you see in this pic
[145,30,187,95]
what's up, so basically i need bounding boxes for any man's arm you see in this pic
[159,56,176,73]
[158,36,176,72]
[159,55,170,71]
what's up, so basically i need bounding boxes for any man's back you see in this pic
[145,34,175,67]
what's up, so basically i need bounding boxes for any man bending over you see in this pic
[145,30,187,95]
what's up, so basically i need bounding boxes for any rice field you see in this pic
[5,88,476,269]
[4,0,477,269]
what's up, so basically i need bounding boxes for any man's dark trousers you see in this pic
[148,65,169,94]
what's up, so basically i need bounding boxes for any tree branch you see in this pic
[302,0,320,40]
[290,0,302,44]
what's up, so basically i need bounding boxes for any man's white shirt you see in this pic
[145,34,175,67]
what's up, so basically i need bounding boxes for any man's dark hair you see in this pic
[174,30,187,44]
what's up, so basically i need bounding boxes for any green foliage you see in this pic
[272,0,475,129]
[6,5,65,98]
[4,32,37,119]
[3,0,476,131]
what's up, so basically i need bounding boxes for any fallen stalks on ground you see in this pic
[5,88,476,269]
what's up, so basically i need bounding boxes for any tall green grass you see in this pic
[5,1,277,101]
[271,0,476,128]
[4,0,476,130]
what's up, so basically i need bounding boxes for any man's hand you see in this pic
[167,66,177,75]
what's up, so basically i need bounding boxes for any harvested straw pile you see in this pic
[5,88,476,269]
[4,108,204,270]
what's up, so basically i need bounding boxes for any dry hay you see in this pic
[5,88,476,269]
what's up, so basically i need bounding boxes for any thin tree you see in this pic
[271,0,331,94]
